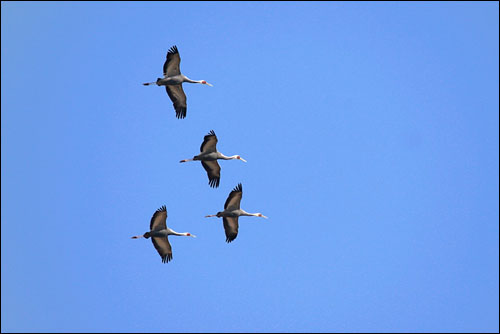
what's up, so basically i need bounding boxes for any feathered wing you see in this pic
[200,130,218,153]
[151,236,173,263]
[224,183,243,210]
[163,45,181,77]
[201,160,221,188]
[223,217,239,243]
[166,85,187,119]
[150,205,167,231]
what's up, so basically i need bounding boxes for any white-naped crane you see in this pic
[180,130,247,188]
[205,183,267,243]
[131,205,196,263]
[143,45,213,119]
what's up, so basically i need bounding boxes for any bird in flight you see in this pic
[180,130,247,188]
[131,205,196,263]
[205,183,267,243]
[143,45,213,119]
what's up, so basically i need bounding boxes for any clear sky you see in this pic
[1,1,498,333]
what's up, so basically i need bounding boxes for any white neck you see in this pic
[240,210,261,217]
[220,154,239,160]
[183,76,203,84]
[168,229,190,236]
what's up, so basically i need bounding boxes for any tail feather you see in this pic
[131,232,151,239]
[143,78,162,86]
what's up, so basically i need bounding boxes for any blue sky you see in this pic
[1,2,498,333]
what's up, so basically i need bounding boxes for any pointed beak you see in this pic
[190,234,197,238]
[205,82,213,87]
[261,215,268,219]
[239,157,247,162]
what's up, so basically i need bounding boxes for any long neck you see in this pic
[219,153,238,160]
[168,228,189,236]
[182,75,202,84]
[239,209,260,217]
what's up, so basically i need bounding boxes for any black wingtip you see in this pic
[168,45,178,55]
[175,108,187,119]
[204,130,217,140]
[162,253,173,263]
[232,183,242,192]
[157,205,167,213]
[226,236,237,243]
[209,177,220,188]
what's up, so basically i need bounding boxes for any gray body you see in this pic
[215,209,251,218]
[180,130,246,188]
[131,205,195,263]
[156,74,197,86]
[205,183,267,243]
[194,151,225,162]
[143,45,211,119]
[148,228,176,238]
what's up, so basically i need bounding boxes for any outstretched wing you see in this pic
[163,45,181,77]
[224,183,243,210]
[200,130,218,153]
[166,85,187,119]
[201,160,221,188]
[150,205,167,231]
[223,217,239,243]
[151,236,173,263]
